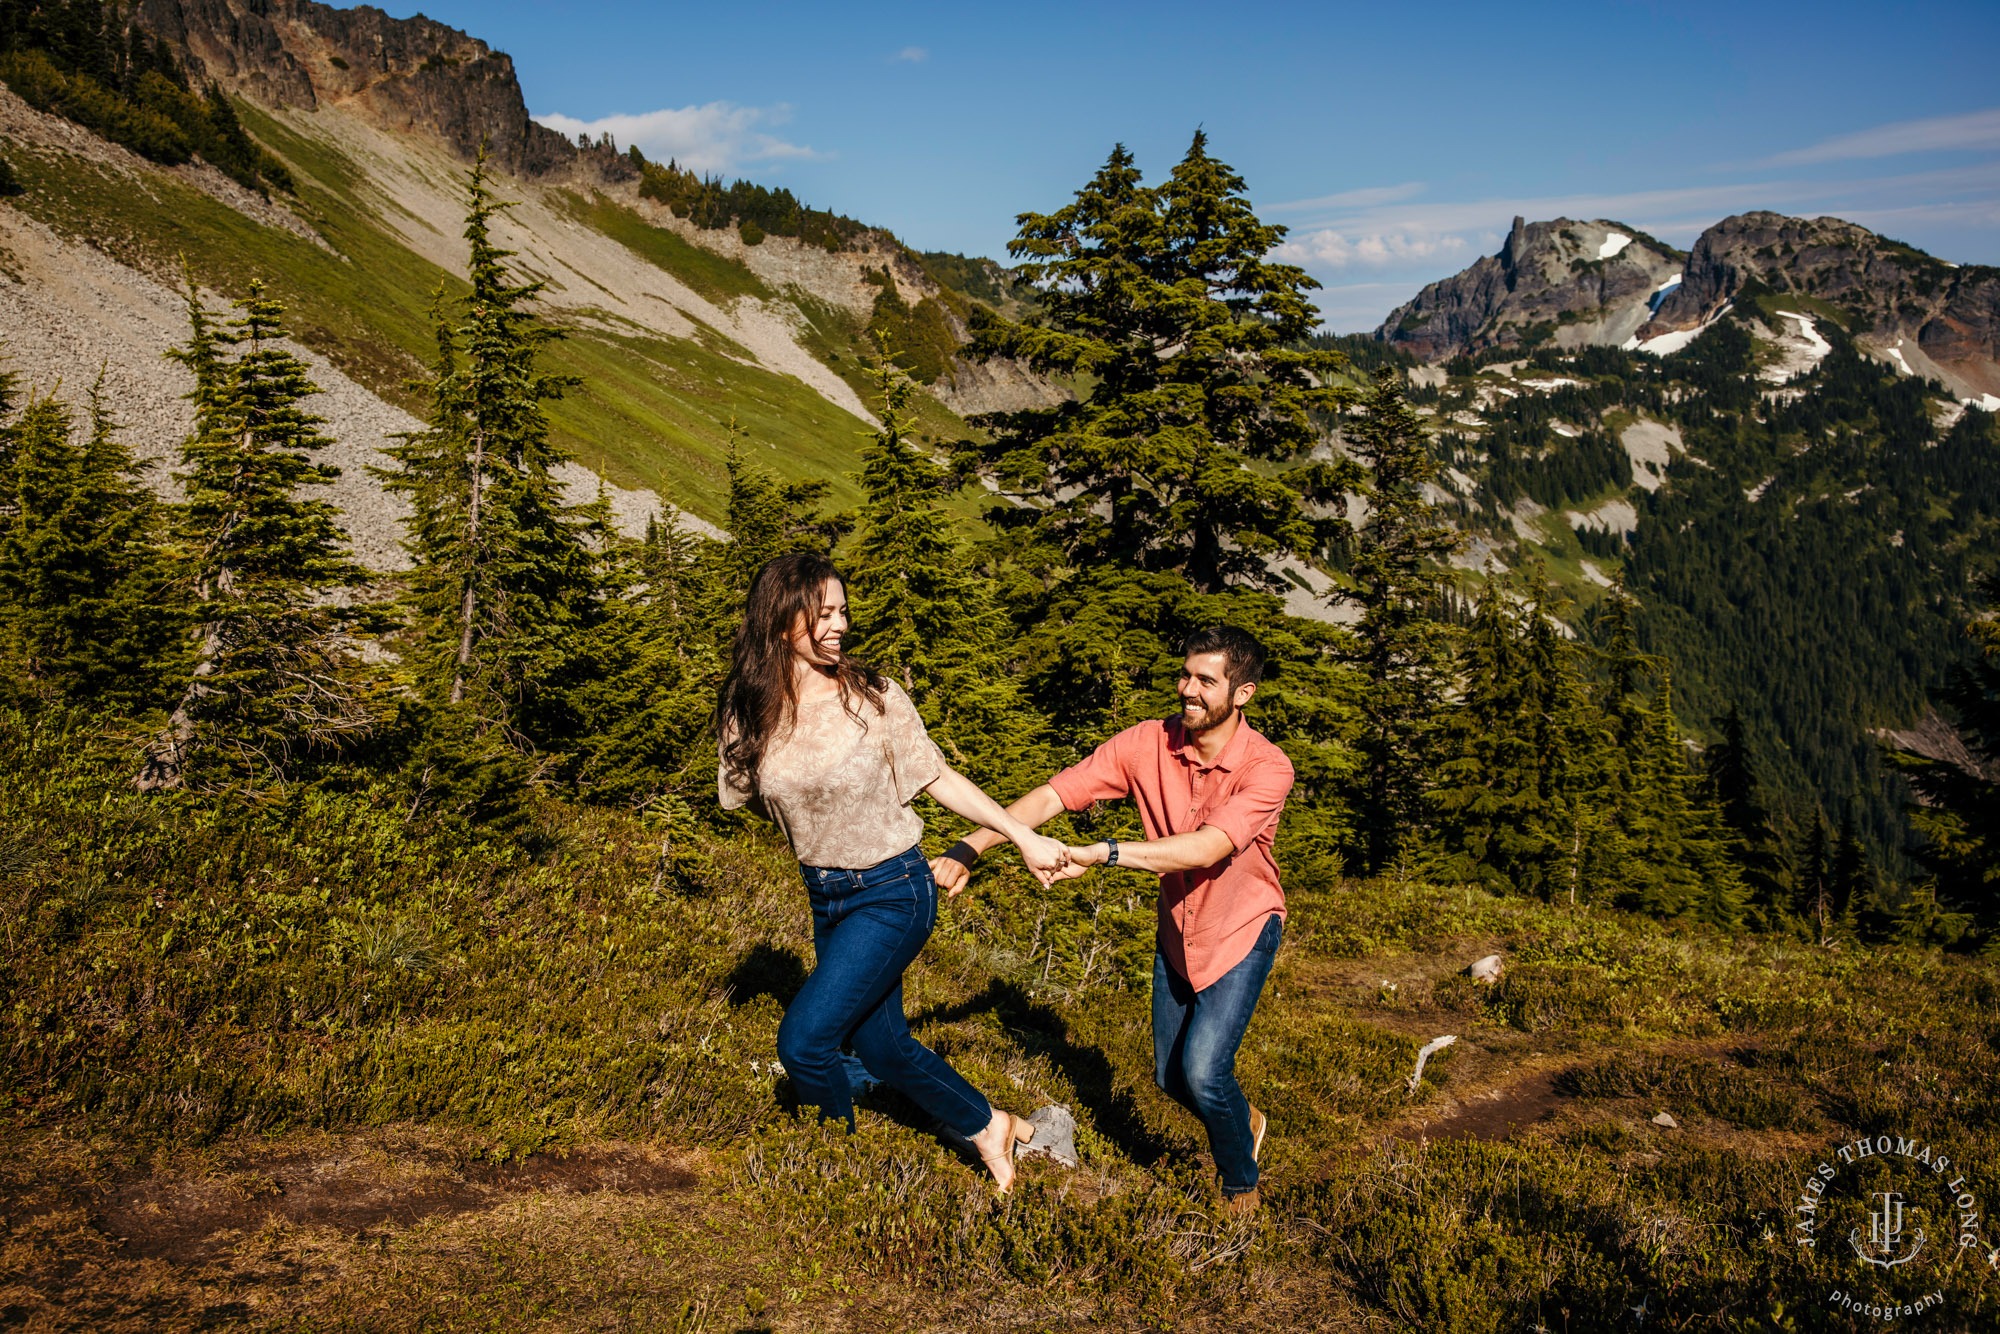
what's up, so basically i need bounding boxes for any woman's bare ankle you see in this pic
[970,1106,1009,1155]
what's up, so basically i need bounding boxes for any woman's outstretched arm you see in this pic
[923,767,1070,886]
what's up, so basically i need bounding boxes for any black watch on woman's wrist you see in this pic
[1105,839,1119,867]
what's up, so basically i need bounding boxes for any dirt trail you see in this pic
[1386,1034,1758,1146]
[5,1134,696,1269]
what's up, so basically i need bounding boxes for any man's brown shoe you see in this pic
[1248,1102,1268,1162]
[1224,1187,1261,1218]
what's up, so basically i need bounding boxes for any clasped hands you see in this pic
[932,835,1112,898]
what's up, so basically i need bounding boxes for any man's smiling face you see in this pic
[1178,650,1254,734]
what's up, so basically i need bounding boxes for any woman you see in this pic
[717,551,1068,1192]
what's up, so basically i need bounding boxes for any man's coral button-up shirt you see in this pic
[1048,716,1294,992]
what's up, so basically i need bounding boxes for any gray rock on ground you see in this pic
[1019,1103,1079,1169]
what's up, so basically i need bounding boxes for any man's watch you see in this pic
[941,840,979,870]
[1105,839,1119,867]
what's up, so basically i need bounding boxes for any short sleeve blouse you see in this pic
[718,678,944,869]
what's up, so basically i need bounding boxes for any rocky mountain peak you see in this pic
[1637,211,2000,398]
[132,0,631,182]
[1378,217,1683,362]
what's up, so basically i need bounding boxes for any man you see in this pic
[931,625,1294,1215]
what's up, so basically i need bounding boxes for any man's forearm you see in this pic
[959,783,1068,856]
[1082,826,1236,875]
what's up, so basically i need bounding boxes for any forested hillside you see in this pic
[0,0,1061,554]
[1391,273,2000,888]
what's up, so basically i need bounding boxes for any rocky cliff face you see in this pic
[1380,208,2000,399]
[1376,217,1683,362]
[1640,211,2000,398]
[132,0,631,182]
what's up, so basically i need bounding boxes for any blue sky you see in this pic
[401,1,1999,332]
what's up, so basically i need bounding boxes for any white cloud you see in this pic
[892,46,929,63]
[1270,162,2000,262]
[534,103,821,176]
[1266,182,1425,213]
[1761,107,2000,166]
[1276,229,1467,269]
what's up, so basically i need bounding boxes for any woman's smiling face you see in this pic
[789,576,848,666]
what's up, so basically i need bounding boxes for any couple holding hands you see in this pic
[717,553,1294,1215]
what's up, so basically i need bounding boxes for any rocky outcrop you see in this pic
[1376,217,1683,361]
[1641,211,2000,398]
[132,0,632,183]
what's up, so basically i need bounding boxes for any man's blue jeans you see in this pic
[1153,913,1282,1196]
[777,845,992,1138]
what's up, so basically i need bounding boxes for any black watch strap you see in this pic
[941,840,979,870]
[1106,838,1119,867]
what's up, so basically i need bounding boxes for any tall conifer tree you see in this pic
[376,150,607,824]
[141,278,374,793]
[965,133,1354,593]
[845,358,1052,794]
[1703,704,1794,928]
[0,379,172,707]
[1335,372,1461,869]
[1886,572,2000,936]
[380,150,591,727]
[1431,569,1598,901]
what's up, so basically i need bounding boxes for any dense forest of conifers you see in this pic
[1417,294,2000,889]
[0,132,1994,965]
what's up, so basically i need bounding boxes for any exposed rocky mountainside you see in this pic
[0,0,1059,568]
[132,0,629,181]
[1379,211,2000,404]
[1378,217,1684,361]
[1643,211,2000,399]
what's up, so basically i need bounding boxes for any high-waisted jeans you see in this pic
[1153,912,1283,1196]
[776,844,992,1139]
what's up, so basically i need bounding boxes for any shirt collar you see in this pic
[1166,714,1254,772]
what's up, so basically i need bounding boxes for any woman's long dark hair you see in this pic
[717,551,886,797]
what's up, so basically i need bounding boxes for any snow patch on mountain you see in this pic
[1569,497,1638,535]
[1620,419,1682,492]
[1757,311,1833,383]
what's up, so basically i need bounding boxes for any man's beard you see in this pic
[1180,696,1236,734]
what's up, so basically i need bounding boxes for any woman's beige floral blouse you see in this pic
[719,679,944,869]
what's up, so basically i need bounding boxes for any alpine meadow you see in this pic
[1,2,1998,1332]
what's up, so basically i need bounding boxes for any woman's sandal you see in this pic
[979,1112,1036,1194]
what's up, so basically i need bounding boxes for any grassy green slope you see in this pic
[4,102,950,522]
[4,712,1997,1329]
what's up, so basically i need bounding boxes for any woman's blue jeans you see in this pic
[1152,913,1283,1196]
[777,845,992,1139]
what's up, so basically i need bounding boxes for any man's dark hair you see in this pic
[1183,624,1266,691]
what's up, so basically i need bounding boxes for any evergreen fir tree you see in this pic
[1334,372,1461,869]
[1703,704,1794,929]
[1795,812,1838,946]
[714,421,851,619]
[964,134,1357,594]
[141,278,375,793]
[0,378,172,707]
[568,508,721,809]
[1886,571,2000,937]
[375,150,605,823]
[844,357,1052,795]
[1606,668,1745,928]
[1431,569,1599,902]
[1830,813,1874,940]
